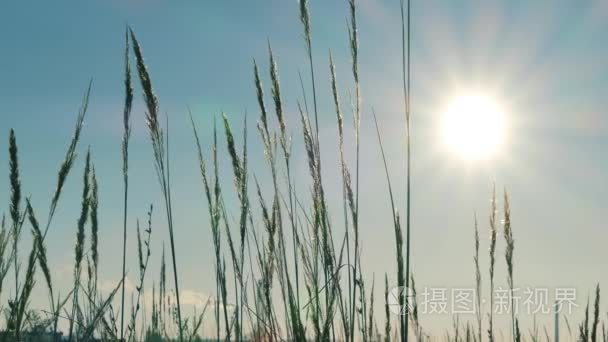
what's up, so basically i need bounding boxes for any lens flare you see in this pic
[442,94,506,160]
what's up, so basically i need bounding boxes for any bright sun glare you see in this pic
[442,93,505,160]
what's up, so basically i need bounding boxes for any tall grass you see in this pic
[8,129,22,311]
[488,185,498,342]
[130,27,184,341]
[373,108,405,342]
[120,26,134,342]
[1,1,604,341]
[68,149,91,341]
[0,213,10,299]
[397,0,412,340]
[503,190,517,342]
[44,81,91,239]
[126,205,153,341]
[591,285,600,342]
[474,214,482,342]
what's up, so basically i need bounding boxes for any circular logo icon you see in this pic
[388,286,415,315]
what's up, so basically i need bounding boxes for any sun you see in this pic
[441,93,506,160]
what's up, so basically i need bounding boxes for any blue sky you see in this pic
[1,0,607,337]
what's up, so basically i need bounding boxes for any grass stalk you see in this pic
[299,0,320,141]
[127,206,153,342]
[592,285,600,342]
[69,149,91,341]
[330,51,354,342]
[26,200,54,315]
[44,81,92,239]
[488,185,497,342]
[120,27,134,342]
[373,110,405,342]
[474,214,482,342]
[0,214,10,299]
[89,165,99,298]
[503,190,516,342]
[384,274,391,342]
[347,1,362,337]
[8,129,23,309]
[399,0,412,340]
[130,28,183,341]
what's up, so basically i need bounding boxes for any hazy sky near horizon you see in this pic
[1,0,607,336]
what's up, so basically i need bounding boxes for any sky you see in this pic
[0,0,607,338]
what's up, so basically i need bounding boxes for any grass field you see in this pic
[0,0,603,341]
